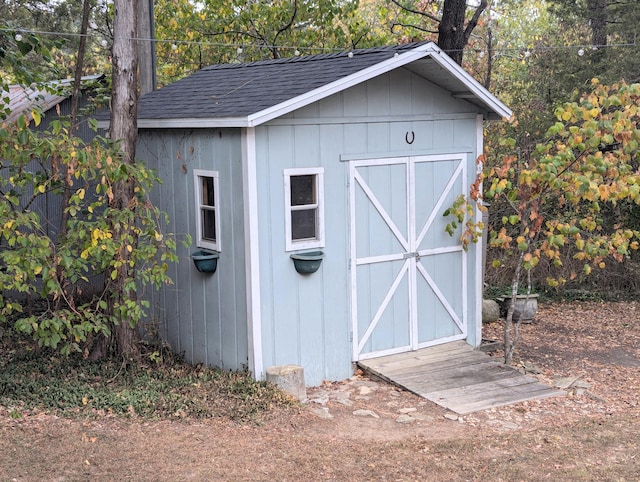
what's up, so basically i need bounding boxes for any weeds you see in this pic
[0,330,293,421]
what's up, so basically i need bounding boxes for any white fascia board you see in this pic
[96,117,250,130]
[137,117,249,128]
[427,50,513,121]
[247,43,442,127]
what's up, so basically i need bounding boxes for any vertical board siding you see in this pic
[258,68,482,386]
[136,67,485,385]
[137,129,248,371]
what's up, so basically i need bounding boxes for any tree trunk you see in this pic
[55,0,91,312]
[587,0,608,46]
[503,251,525,364]
[137,0,155,95]
[483,27,493,90]
[438,0,467,64]
[437,0,488,65]
[108,0,139,358]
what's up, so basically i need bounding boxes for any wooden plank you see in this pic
[366,346,482,371]
[360,341,472,369]
[425,374,543,401]
[358,341,565,414]
[450,386,566,414]
[365,340,469,362]
[391,359,513,383]
[376,351,490,375]
[397,366,520,394]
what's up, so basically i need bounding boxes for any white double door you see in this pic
[350,154,469,361]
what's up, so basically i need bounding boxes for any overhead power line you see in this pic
[1,26,638,57]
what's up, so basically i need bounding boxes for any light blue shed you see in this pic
[129,42,511,386]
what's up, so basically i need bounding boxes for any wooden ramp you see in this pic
[358,341,565,414]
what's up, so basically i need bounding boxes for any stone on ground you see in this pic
[482,299,500,323]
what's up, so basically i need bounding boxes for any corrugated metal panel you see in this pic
[2,74,103,124]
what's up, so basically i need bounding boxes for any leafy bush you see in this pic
[0,114,181,354]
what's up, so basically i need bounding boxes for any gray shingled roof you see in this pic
[137,43,425,120]
[96,42,511,128]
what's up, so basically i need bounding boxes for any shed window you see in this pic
[194,169,220,251]
[284,167,324,251]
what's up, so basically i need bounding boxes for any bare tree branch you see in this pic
[388,0,441,24]
[391,22,439,35]
[463,0,488,44]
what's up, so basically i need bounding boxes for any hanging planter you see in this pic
[190,250,219,274]
[290,250,324,274]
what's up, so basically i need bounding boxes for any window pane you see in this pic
[202,209,216,240]
[290,175,315,206]
[201,177,215,206]
[291,209,316,240]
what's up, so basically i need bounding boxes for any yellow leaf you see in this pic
[82,396,88,405]
[598,184,609,200]
[31,109,42,126]
[37,184,46,193]
[33,266,42,275]
[126,245,133,253]
[77,188,85,200]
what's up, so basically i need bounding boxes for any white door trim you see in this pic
[350,153,468,362]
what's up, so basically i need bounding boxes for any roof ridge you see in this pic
[202,42,431,71]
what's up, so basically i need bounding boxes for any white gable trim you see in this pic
[247,42,511,126]
[246,44,439,127]
[426,48,512,121]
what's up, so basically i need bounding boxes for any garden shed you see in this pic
[127,42,511,386]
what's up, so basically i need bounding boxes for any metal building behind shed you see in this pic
[119,42,511,386]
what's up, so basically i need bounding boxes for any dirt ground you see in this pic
[1,301,639,481]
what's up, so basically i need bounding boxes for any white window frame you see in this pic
[284,167,325,251]
[193,169,221,252]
